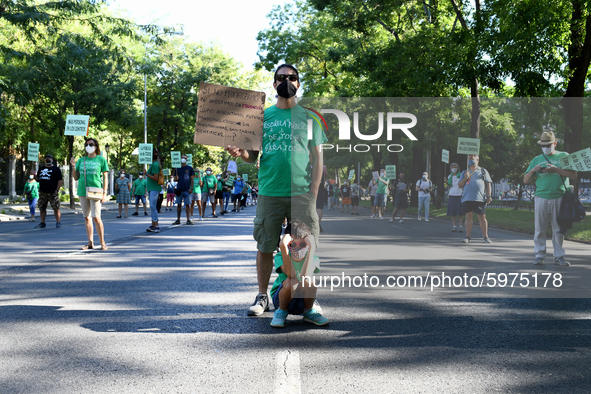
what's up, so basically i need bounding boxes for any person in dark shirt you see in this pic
[35,154,63,228]
[172,154,195,225]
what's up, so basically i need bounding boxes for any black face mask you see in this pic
[276,79,298,99]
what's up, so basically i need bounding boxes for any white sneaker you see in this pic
[379,216,384,220]
[190,216,193,221]
[388,219,394,223]
[417,216,421,221]
[459,226,464,233]
[398,219,404,224]
[452,226,457,232]
[199,216,203,221]
[371,214,375,218]
[425,218,429,222]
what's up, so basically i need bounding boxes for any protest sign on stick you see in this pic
[194,82,266,151]
[442,149,449,164]
[457,137,480,155]
[385,165,396,180]
[138,144,153,165]
[64,115,90,136]
[171,151,181,168]
[28,143,40,162]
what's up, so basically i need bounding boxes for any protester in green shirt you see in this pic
[145,149,162,233]
[225,64,327,317]
[524,131,577,266]
[131,173,147,216]
[201,167,218,218]
[375,169,389,219]
[70,137,109,251]
[191,169,203,221]
[24,170,40,222]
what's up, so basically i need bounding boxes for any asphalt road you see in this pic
[1,204,590,393]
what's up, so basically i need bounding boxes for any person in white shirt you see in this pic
[415,172,432,221]
[446,163,464,232]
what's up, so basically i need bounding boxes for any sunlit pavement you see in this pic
[1,205,590,393]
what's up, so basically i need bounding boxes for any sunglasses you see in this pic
[276,74,298,82]
[84,143,95,147]
[540,144,552,148]
[289,241,307,248]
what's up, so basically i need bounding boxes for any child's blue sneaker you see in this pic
[270,309,288,328]
[303,308,329,326]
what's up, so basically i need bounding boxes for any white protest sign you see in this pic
[348,169,355,180]
[372,171,379,180]
[171,151,182,168]
[243,173,248,181]
[64,115,90,136]
[138,143,153,165]
[162,169,171,176]
[457,137,480,155]
[186,154,193,165]
[27,143,40,162]
[442,149,449,164]
[385,165,396,180]
[560,148,591,172]
[194,82,265,150]
[227,160,237,173]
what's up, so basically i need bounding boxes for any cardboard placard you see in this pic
[171,151,181,168]
[225,175,235,186]
[64,115,90,136]
[342,198,352,205]
[348,169,355,180]
[385,165,396,180]
[457,137,480,155]
[243,173,248,181]
[560,148,591,172]
[194,82,265,150]
[227,160,237,173]
[372,171,379,180]
[442,149,449,164]
[138,143,153,165]
[28,143,40,162]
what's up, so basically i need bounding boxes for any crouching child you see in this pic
[270,220,328,328]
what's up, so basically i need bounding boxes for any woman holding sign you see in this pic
[70,137,109,250]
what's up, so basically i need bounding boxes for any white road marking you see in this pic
[274,350,301,394]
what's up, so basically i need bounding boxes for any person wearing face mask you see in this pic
[231,175,244,212]
[70,137,109,250]
[215,174,225,215]
[446,163,464,232]
[375,169,389,219]
[131,172,148,216]
[225,64,327,317]
[201,167,218,218]
[190,169,203,221]
[415,172,433,221]
[368,176,379,218]
[458,155,493,244]
[172,154,195,225]
[270,220,328,328]
[114,170,131,218]
[524,131,577,266]
[144,148,162,233]
[35,154,63,228]
[389,171,409,223]
[166,176,177,211]
[24,170,40,222]
[221,172,232,213]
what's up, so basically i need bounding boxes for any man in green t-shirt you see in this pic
[524,131,577,266]
[201,167,218,218]
[145,149,162,233]
[131,172,148,216]
[225,63,327,317]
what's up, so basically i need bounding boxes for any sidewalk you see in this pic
[0,201,119,222]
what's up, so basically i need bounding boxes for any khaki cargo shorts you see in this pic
[253,191,319,253]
